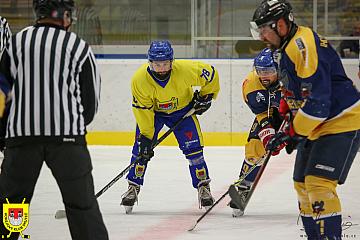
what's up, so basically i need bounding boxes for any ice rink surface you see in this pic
[12,146,360,239]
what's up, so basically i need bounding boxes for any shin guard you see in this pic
[294,181,319,239]
[305,175,342,239]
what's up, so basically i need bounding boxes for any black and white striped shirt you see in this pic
[0,16,11,55]
[0,23,101,139]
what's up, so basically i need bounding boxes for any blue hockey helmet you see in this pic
[254,48,278,78]
[148,40,174,62]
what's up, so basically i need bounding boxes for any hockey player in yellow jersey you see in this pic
[229,48,285,217]
[121,40,220,214]
[251,1,360,239]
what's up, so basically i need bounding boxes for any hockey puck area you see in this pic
[54,210,66,219]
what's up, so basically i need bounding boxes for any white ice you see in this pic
[11,146,360,239]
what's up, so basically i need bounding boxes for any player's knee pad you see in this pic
[239,157,262,183]
[305,175,341,217]
[245,139,266,161]
[184,147,205,166]
[305,176,342,239]
[294,181,313,216]
[296,179,342,239]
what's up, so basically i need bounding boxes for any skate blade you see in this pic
[232,208,244,218]
[124,205,133,214]
[204,205,212,211]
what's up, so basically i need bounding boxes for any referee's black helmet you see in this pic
[33,0,75,22]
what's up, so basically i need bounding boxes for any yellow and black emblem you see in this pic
[2,198,30,239]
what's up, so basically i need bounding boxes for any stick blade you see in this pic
[228,185,245,211]
[187,222,198,232]
[54,210,66,219]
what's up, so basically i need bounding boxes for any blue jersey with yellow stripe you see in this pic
[279,26,360,140]
[242,70,281,124]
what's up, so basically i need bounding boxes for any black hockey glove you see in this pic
[191,90,213,115]
[137,134,154,163]
[0,138,4,153]
[266,112,304,154]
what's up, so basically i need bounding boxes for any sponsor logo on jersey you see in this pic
[158,97,178,111]
[185,139,199,148]
[295,38,308,64]
[185,131,193,140]
[256,92,265,103]
[315,164,335,172]
[2,198,30,239]
[295,38,305,50]
[63,137,75,142]
[195,167,207,180]
[250,121,258,133]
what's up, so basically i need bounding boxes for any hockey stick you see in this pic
[228,150,272,212]
[187,157,264,231]
[228,119,288,213]
[55,108,195,219]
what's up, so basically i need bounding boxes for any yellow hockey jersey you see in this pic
[131,59,220,139]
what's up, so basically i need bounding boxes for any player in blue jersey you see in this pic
[229,48,285,217]
[121,40,220,214]
[251,1,360,239]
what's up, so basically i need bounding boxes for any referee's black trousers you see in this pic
[0,141,109,239]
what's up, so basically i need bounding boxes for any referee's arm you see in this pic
[0,50,13,90]
[79,55,100,126]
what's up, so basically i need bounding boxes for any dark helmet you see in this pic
[33,0,75,21]
[252,0,293,27]
[148,40,174,62]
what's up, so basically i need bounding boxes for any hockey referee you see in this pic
[0,0,108,239]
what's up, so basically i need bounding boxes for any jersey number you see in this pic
[200,69,211,81]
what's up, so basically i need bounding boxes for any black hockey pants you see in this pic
[0,141,108,240]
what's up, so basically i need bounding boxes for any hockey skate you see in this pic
[229,180,251,217]
[120,183,140,214]
[198,183,214,210]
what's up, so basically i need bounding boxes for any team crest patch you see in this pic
[158,97,178,111]
[135,163,146,178]
[2,198,30,239]
[195,167,207,180]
